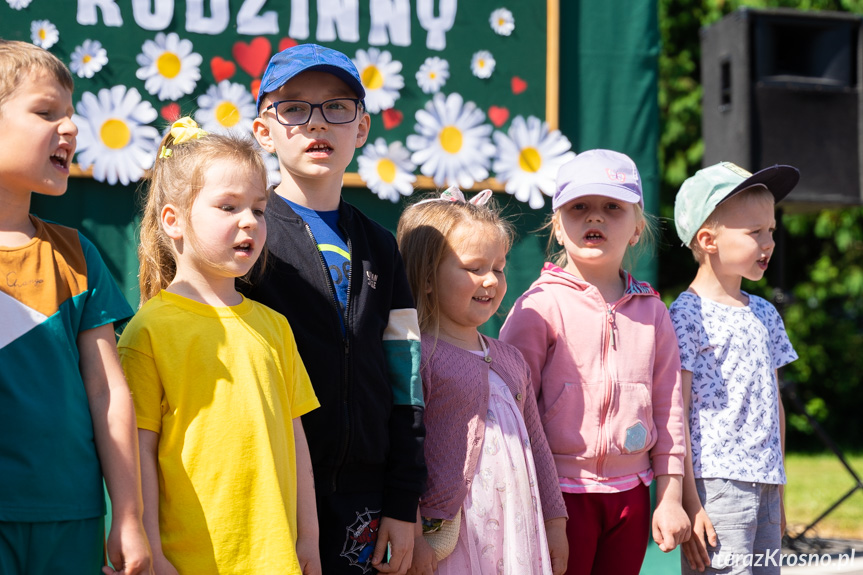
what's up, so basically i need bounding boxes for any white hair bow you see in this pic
[415,185,493,206]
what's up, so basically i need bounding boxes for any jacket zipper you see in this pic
[596,303,615,477]
[596,294,632,477]
[334,231,352,491]
[303,222,352,491]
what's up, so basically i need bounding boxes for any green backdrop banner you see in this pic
[19,2,674,569]
[14,0,660,323]
[2,0,561,201]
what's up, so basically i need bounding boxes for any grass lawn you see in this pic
[785,452,863,540]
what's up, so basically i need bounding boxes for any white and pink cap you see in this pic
[552,149,643,211]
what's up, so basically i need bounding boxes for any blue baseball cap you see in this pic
[256,44,365,113]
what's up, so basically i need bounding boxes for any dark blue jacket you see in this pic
[240,195,426,522]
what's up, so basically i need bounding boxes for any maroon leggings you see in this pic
[564,483,651,575]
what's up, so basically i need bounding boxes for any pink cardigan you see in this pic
[419,335,567,522]
[500,264,686,482]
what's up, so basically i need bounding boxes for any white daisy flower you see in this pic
[30,20,58,49]
[7,0,33,9]
[73,85,161,186]
[353,48,404,114]
[407,92,496,189]
[194,81,257,135]
[70,40,108,79]
[416,57,449,95]
[490,8,515,36]
[136,32,202,101]
[357,138,417,203]
[471,51,496,79]
[493,115,576,209]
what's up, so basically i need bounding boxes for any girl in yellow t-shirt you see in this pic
[118,118,321,575]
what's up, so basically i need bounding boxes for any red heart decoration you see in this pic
[511,76,528,95]
[160,103,181,122]
[210,56,236,83]
[251,79,262,101]
[488,106,509,128]
[382,108,403,130]
[233,37,272,78]
[278,37,298,52]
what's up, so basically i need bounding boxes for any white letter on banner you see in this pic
[368,0,410,46]
[186,0,229,35]
[417,0,456,51]
[316,0,360,43]
[289,0,310,39]
[132,0,173,30]
[237,0,279,35]
[77,0,123,26]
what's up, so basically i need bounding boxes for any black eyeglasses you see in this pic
[263,98,363,126]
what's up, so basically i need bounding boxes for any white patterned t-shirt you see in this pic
[669,291,797,484]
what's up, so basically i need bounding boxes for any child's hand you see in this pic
[652,499,691,553]
[372,516,415,574]
[544,517,568,575]
[149,554,180,575]
[780,496,787,537]
[102,515,153,575]
[681,506,717,572]
[296,534,322,575]
[406,535,437,575]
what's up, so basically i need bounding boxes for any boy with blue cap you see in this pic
[245,44,426,574]
[669,162,800,574]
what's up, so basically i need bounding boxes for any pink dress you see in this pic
[436,358,553,575]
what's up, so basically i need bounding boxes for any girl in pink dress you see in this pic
[398,187,568,575]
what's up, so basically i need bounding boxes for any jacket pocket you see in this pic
[541,381,603,460]
[607,382,656,456]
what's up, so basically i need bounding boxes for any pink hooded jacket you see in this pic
[499,264,685,482]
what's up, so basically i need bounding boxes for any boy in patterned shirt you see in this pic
[669,162,800,575]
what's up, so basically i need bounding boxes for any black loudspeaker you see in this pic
[701,8,863,206]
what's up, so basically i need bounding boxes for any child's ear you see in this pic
[630,219,645,246]
[355,111,371,149]
[695,227,718,254]
[552,218,565,246]
[425,270,436,294]
[161,204,184,241]
[253,116,276,154]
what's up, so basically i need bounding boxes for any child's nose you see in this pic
[61,116,78,137]
[239,208,258,228]
[306,106,328,130]
[586,209,603,222]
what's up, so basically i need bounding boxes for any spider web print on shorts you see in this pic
[340,507,381,573]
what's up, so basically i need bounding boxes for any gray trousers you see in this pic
[681,478,782,575]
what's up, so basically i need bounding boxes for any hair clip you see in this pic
[170,116,207,145]
[416,185,494,206]
[158,146,173,159]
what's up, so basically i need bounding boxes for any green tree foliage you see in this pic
[658,0,863,449]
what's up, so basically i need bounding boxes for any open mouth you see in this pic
[50,148,70,170]
[473,295,493,302]
[234,242,253,253]
[757,256,769,269]
[584,231,605,242]
[306,142,333,154]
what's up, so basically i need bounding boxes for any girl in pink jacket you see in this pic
[500,150,690,575]
[398,187,568,575]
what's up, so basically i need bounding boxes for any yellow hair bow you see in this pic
[170,116,207,145]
